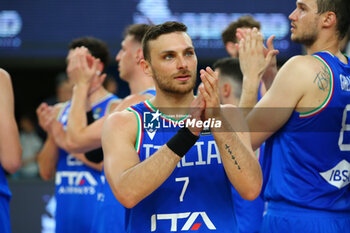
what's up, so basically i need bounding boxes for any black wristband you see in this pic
[85,147,103,163]
[166,127,200,158]
[84,110,103,163]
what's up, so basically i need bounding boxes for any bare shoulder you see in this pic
[113,94,151,112]
[281,55,324,77]
[104,109,139,138]
[106,109,138,125]
[53,101,69,118]
[0,69,14,107]
[0,68,10,81]
[108,99,122,112]
[270,55,322,94]
[0,69,12,89]
[284,55,333,86]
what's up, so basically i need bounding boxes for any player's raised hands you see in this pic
[199,67,221,119]
[188,91,206,135]
[66,46,105,87]
[36,103,55,133]
[237,28,278,81]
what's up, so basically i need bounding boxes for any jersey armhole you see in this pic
[105,99,120,114]
[56,101,69,121]
[126,107,143,154]
[299,55,334,118]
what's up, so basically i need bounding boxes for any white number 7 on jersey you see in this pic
[175,177,189,202]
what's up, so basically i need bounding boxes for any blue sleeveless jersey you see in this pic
[140,87,156,98]
[0,164,11,233]
[0,165,10,199]
[232,82,265,233]
[126,99,237,233]
[55,93,119,233]
[90,172,126,233]
[263,51,350,211]
[91,88,155,233]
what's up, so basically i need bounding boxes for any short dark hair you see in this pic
[69,37,110,66]
[123,24,152,43]
[213,57,243,98]
[142,21,188,61]
[221,15,261,45]
[316,0,350,40]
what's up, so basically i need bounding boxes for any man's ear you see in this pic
[140,59,153,77]
[222,83,231,97]
[322,11,336,29]
[136,48,143,64]
[225,42,238,57]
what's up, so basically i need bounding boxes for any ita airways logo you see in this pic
[320,159,350,189]
[151,211,216,232]
[144,110,161,140]
[55,171,98,186]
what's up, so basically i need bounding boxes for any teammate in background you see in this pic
[45,73,73,106]
[238,0,350,232]
[222,15,278,101]
[49,24,154,154]
[103,75,118,95]
[222,16,273,233]
[222,15,261,58]
[37,37,119,233]
[0,69,22,233]
[212,58,265,233]
[213,58,243,106]
[102,21,262,233]
[46,24,154,233]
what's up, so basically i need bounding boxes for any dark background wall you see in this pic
[1,0,300,123]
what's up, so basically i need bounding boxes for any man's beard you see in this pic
[291,19,319,47]
[152,68,197,94]
[292,32,318,47]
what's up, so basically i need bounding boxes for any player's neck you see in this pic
[128,73,154,95]
[223,96,238,106]
[151,90,195,109]
[306,33,342,57]
[87,87,109,108]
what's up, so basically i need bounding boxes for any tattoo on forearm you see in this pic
[313,66,330,91]
[224,144,241,170]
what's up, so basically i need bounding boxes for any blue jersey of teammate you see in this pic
[264,51,350,211]
[0,165,11,233]
[232,82,265,233]
[91,88,156,233]
[55,93,119,233]
[0,165,10,200]
[125,99,238,233]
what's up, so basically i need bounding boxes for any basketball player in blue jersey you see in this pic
[0,69,22,233]
[102,21,262,233]
[37,37,120,233]
[51,24,155,155]
[43,24,155,233]
[222,18,278,233]
[238,0,350,232]
[211,58,265,233]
